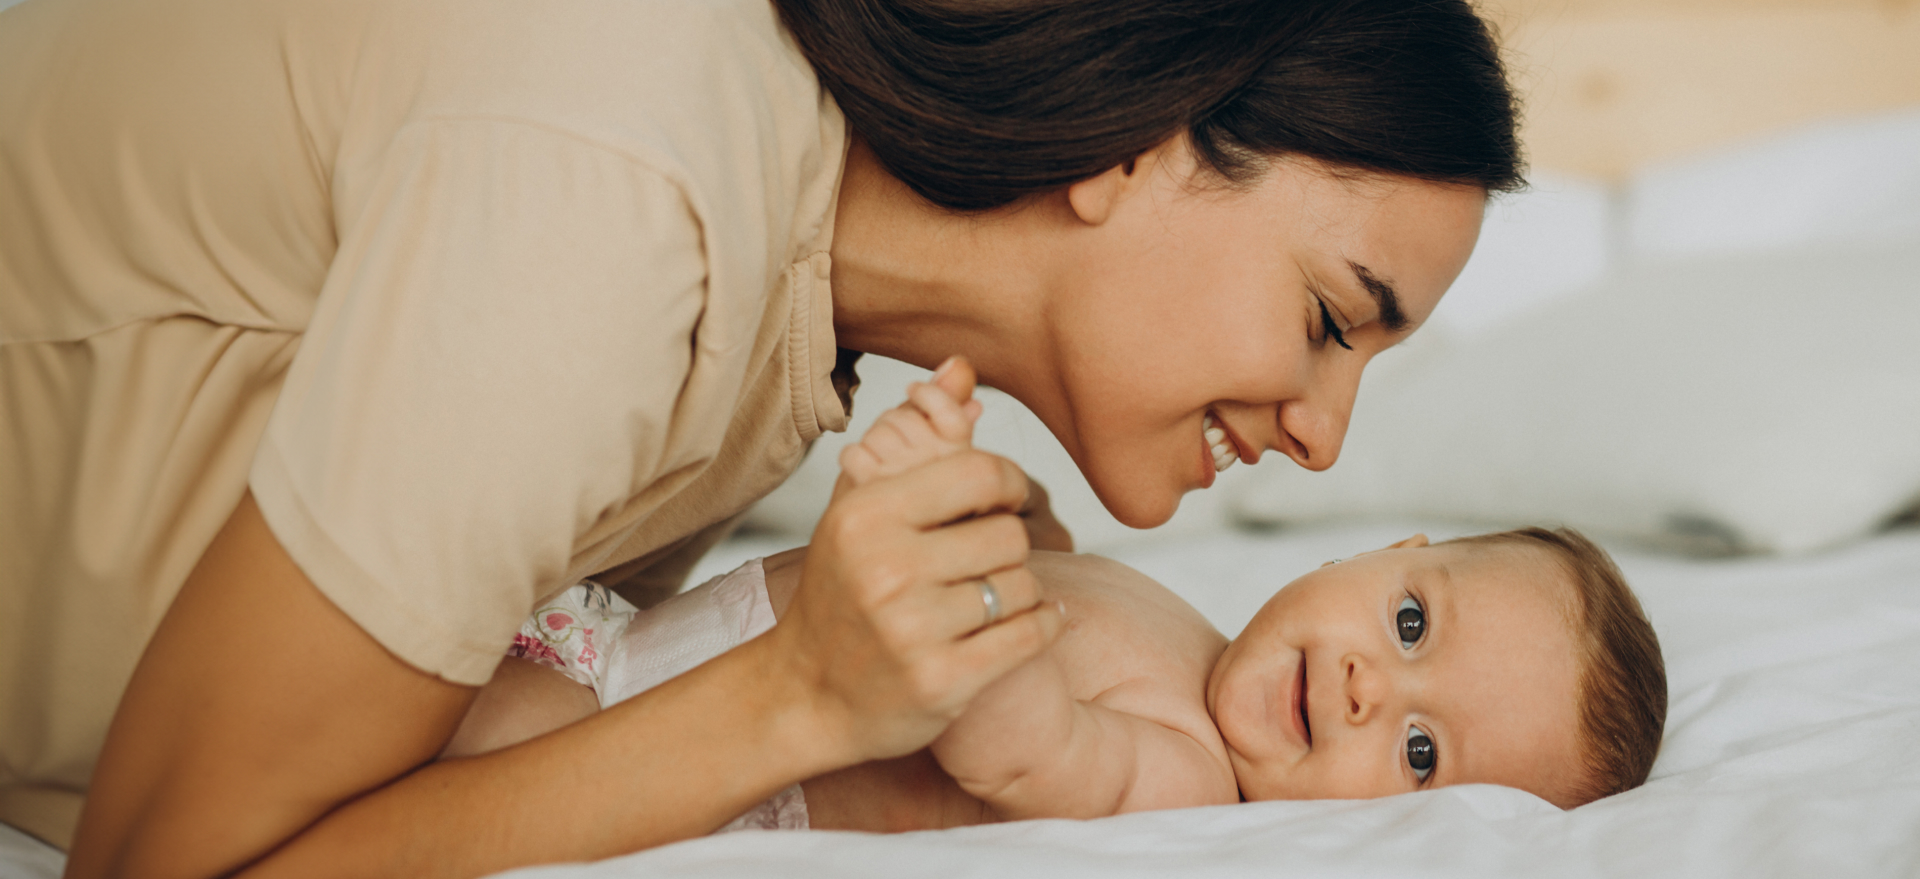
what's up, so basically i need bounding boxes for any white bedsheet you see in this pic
[506,521,1920,879]
[8,523,1917,878]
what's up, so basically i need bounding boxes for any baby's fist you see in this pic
[838,356,984,488]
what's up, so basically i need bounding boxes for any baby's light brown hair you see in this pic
[1445,527,1667,806]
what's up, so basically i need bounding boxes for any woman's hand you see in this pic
[775,450,1065,763]
[770,357,1065,764]
[1016,476,1075,553]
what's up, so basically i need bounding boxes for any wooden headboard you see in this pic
[1479,0,1920,179]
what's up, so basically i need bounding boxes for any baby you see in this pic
[444,377,1667,832]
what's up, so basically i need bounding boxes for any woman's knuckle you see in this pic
[992,513,1029,546]
[831,501,884,540]
[906,666,946,708]
[957,450,1002,484]
[866,558,918,596]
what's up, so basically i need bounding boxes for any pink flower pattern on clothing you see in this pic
[576,631,598,672]
[505,581,636,697]
[502,559,809,834]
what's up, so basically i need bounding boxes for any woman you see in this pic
[0,0,1518,872]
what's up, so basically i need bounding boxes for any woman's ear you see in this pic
[1065,161,1130,226]
[1064,135,1177,226]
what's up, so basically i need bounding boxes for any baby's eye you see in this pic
[1406,725,1436,781]
[1396,596,1425,648]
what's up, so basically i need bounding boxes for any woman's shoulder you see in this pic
[342,0,848,285]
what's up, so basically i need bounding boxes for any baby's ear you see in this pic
[1324,534,1428,567]
[1378,534,1429,552]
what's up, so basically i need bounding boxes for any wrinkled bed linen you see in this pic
[7,523,1917,878]
[498,521,1920,879]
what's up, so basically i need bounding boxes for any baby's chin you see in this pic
[1223,759,1299,803]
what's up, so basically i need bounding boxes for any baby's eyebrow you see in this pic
[1346,261,1408,332]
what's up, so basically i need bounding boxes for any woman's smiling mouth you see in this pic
[1204,411,1242,473]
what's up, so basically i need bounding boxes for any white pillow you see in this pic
[742,355,1251,552]
[1624,106,1920,263]
[1229,243,1920,556]
[1430,170,1616,339]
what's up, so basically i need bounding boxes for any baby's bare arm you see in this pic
[930,652,1233,820]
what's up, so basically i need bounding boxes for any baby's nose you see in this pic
[1341,653,1394,725]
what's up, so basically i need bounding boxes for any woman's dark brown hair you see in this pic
[774,0,1524,211]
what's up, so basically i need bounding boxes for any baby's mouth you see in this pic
[1297,655,1312,747]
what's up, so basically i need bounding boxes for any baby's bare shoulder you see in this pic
[1029,553,1230,750]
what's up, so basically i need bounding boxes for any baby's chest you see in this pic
[1050,597,1227,747]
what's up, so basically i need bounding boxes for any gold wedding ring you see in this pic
[977,577,1003,628]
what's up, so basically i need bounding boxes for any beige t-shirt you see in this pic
[0,0,850,847]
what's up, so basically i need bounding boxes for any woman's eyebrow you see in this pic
[1346,261,1408,332]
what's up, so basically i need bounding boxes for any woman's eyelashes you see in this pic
[1316,299,1353,351]
[1406,724,1436,782]
[1395,595,1426,648]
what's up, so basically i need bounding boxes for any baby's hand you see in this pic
[837,356,985,489]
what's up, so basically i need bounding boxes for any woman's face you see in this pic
[1207,537,1586,808]
[1031,145,1485,527]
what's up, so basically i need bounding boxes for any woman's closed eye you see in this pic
[1313,301,1359,351]
[1406,724,1436,783]
[1395,595,1425,648]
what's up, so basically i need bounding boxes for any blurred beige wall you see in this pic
[1479,0,1920,179]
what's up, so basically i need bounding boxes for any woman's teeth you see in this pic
[1203,413,1240,472]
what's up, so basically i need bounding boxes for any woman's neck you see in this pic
[827,140,1064,401]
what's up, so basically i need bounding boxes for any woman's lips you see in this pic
[1214,414,1256,468]
[1198,424,1218,489]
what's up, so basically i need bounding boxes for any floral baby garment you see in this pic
[506,580,638,699]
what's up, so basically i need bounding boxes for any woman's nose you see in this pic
[1275,364,1361,472]
[1341,652,1393,725]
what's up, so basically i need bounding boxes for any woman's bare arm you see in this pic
[70,451,1060,879]
[439,658,600,760]
[66,495,842,879]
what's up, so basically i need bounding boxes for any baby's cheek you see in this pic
[1291,753,1403,801]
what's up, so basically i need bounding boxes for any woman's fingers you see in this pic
[779,439,1060,762]
[911,512,1029,583]
[911,565,1045,640]
[868,450,1031,530]
[952,601,1065,690]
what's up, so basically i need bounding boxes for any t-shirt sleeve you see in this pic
[250,118,709,685]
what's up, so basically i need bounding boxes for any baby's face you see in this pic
[1205,537,1587,808]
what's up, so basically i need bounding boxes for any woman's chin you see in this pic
[1089,480,1183,530]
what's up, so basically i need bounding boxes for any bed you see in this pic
[4,1,1916,875]
[550,520,1920,879]
[4,519,1919,878]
